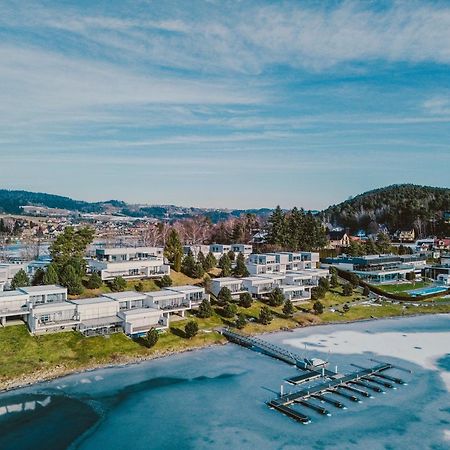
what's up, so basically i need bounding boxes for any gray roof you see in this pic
[70,297,115,305]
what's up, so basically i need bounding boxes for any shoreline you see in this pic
[1,311,448,394]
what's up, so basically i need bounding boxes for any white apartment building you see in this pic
[143,290,190,317]
[167,285,208,307]
[210,277,247,299]
[69,297,121,336]
[88,246,170,281]
[0,290,30,326]
[119,308,168,336]
[103,291,148,310]
[246,252,320,275]
[29,302,79,334]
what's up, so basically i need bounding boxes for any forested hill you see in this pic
[321,184,450,234]
[0,190,104,214]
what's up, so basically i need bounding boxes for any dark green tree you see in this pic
[343,283,353,296]
[218,254,232,277]
[11,269,30,289]
[181,253,196,277]
[111,276,127,292]
[222,302,238,318]
[143,328,159,347]
[235,313,247,329]
[268,287,285,307]
[348,273,360,288]
[158,275,173,287]
[164,228,183,272]
[319,277,330,291]
[233,252,249,277]
[197,298,213,318]
[217,287,232,306]
[86,271,103,289]
[203,252,217,271]
[32,268,45,286]
[227,250,235,261]
[313,300,324,315]
[135,281,144,292]
[239,292,253,308]
[363,285,370,296]
[311,286,326,300]
[185,320,199,338]
[197,251,206,270]
[267,205,286,247]
[330,273,339,288]
[43,263,59,285]
[259,306,273,325]
[282,299,295,317]
[60,265,84,295]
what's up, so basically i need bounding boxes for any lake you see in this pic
[0,314,449,450]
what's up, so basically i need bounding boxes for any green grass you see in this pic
[1,282,449,389]
[376,281,431,294]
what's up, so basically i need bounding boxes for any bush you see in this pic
[222,302,238,318]
[282,299,295,317]
[135,281,144,292]
[343,304,350,313]
[363,285,370,296]
[259,306,273,325]
[235,313,246,329]
[239,292,253,308]
[311,286,326,300]
[143,328,159,347]
[158,275,173,288]
[313,301,324,315]
[343,283,353,296]
[330,273,339,288]
[185,320,199,338]
[111,276,127,292]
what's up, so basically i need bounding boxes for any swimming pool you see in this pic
[407,286,449,297]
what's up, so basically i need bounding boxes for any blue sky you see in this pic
[0,0,449,209]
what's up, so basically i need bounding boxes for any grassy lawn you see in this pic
[1,281,449,389]
[376,281,431,294]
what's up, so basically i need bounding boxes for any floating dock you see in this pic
[221,328,409,425]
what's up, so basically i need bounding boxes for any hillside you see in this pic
[0,189,272,222]
[321,184,450,235]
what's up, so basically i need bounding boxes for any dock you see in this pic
[221,328,409,425]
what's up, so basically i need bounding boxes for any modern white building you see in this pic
[231,244,253,257]
[143,290,190,316]
[28,301,80,334]
[69,297,121,336]
[88,246,170,281]
[118,308,168,336]
[103,291,148,310]
[167,285,208,307]
[210,277,247,299]
[183,245,210,257]
[19,285,68,305]
[246,252,320,275]
[0,290,30,326]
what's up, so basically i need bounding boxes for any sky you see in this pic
[0,0,449,210]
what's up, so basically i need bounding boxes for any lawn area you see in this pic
[376,281,431,294]
[301,286,364,311]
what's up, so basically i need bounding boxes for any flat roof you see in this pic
[33,302,76,311]
[19,285,66,294]
[211,277,242,283]
[102,291,147,301]
[0,290,28,298]
[70,297,115,305]
[257,273,285,279]
[120,307,161,317]
[168,285,204,293]
[144,290,185,298]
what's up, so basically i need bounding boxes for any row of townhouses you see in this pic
[210,269,329,303]
[183,243,253,259]
[209,251,325,303]
[0,284,208,336]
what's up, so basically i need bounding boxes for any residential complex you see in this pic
[88,246,170,281]
[246,251,319,275]
[183,243,253,259]
[422,253,450,286]
[321,254,427,283]
[0,283,208,336]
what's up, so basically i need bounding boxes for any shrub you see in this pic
[185,320,199,338]
[111,276,127,292]
[143,328,159,347]
[313,301,324,315]
[197,298,213,318]
[259,306,273,325]
[217,287,232,306]
[235,313,246,329]
[222,302,238,318]
[86,271,103,289]
[158,275,173,288]
[269,287,285,307]
[239,292,253,308]
[282,299,295,317]
[343,283,353,296]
